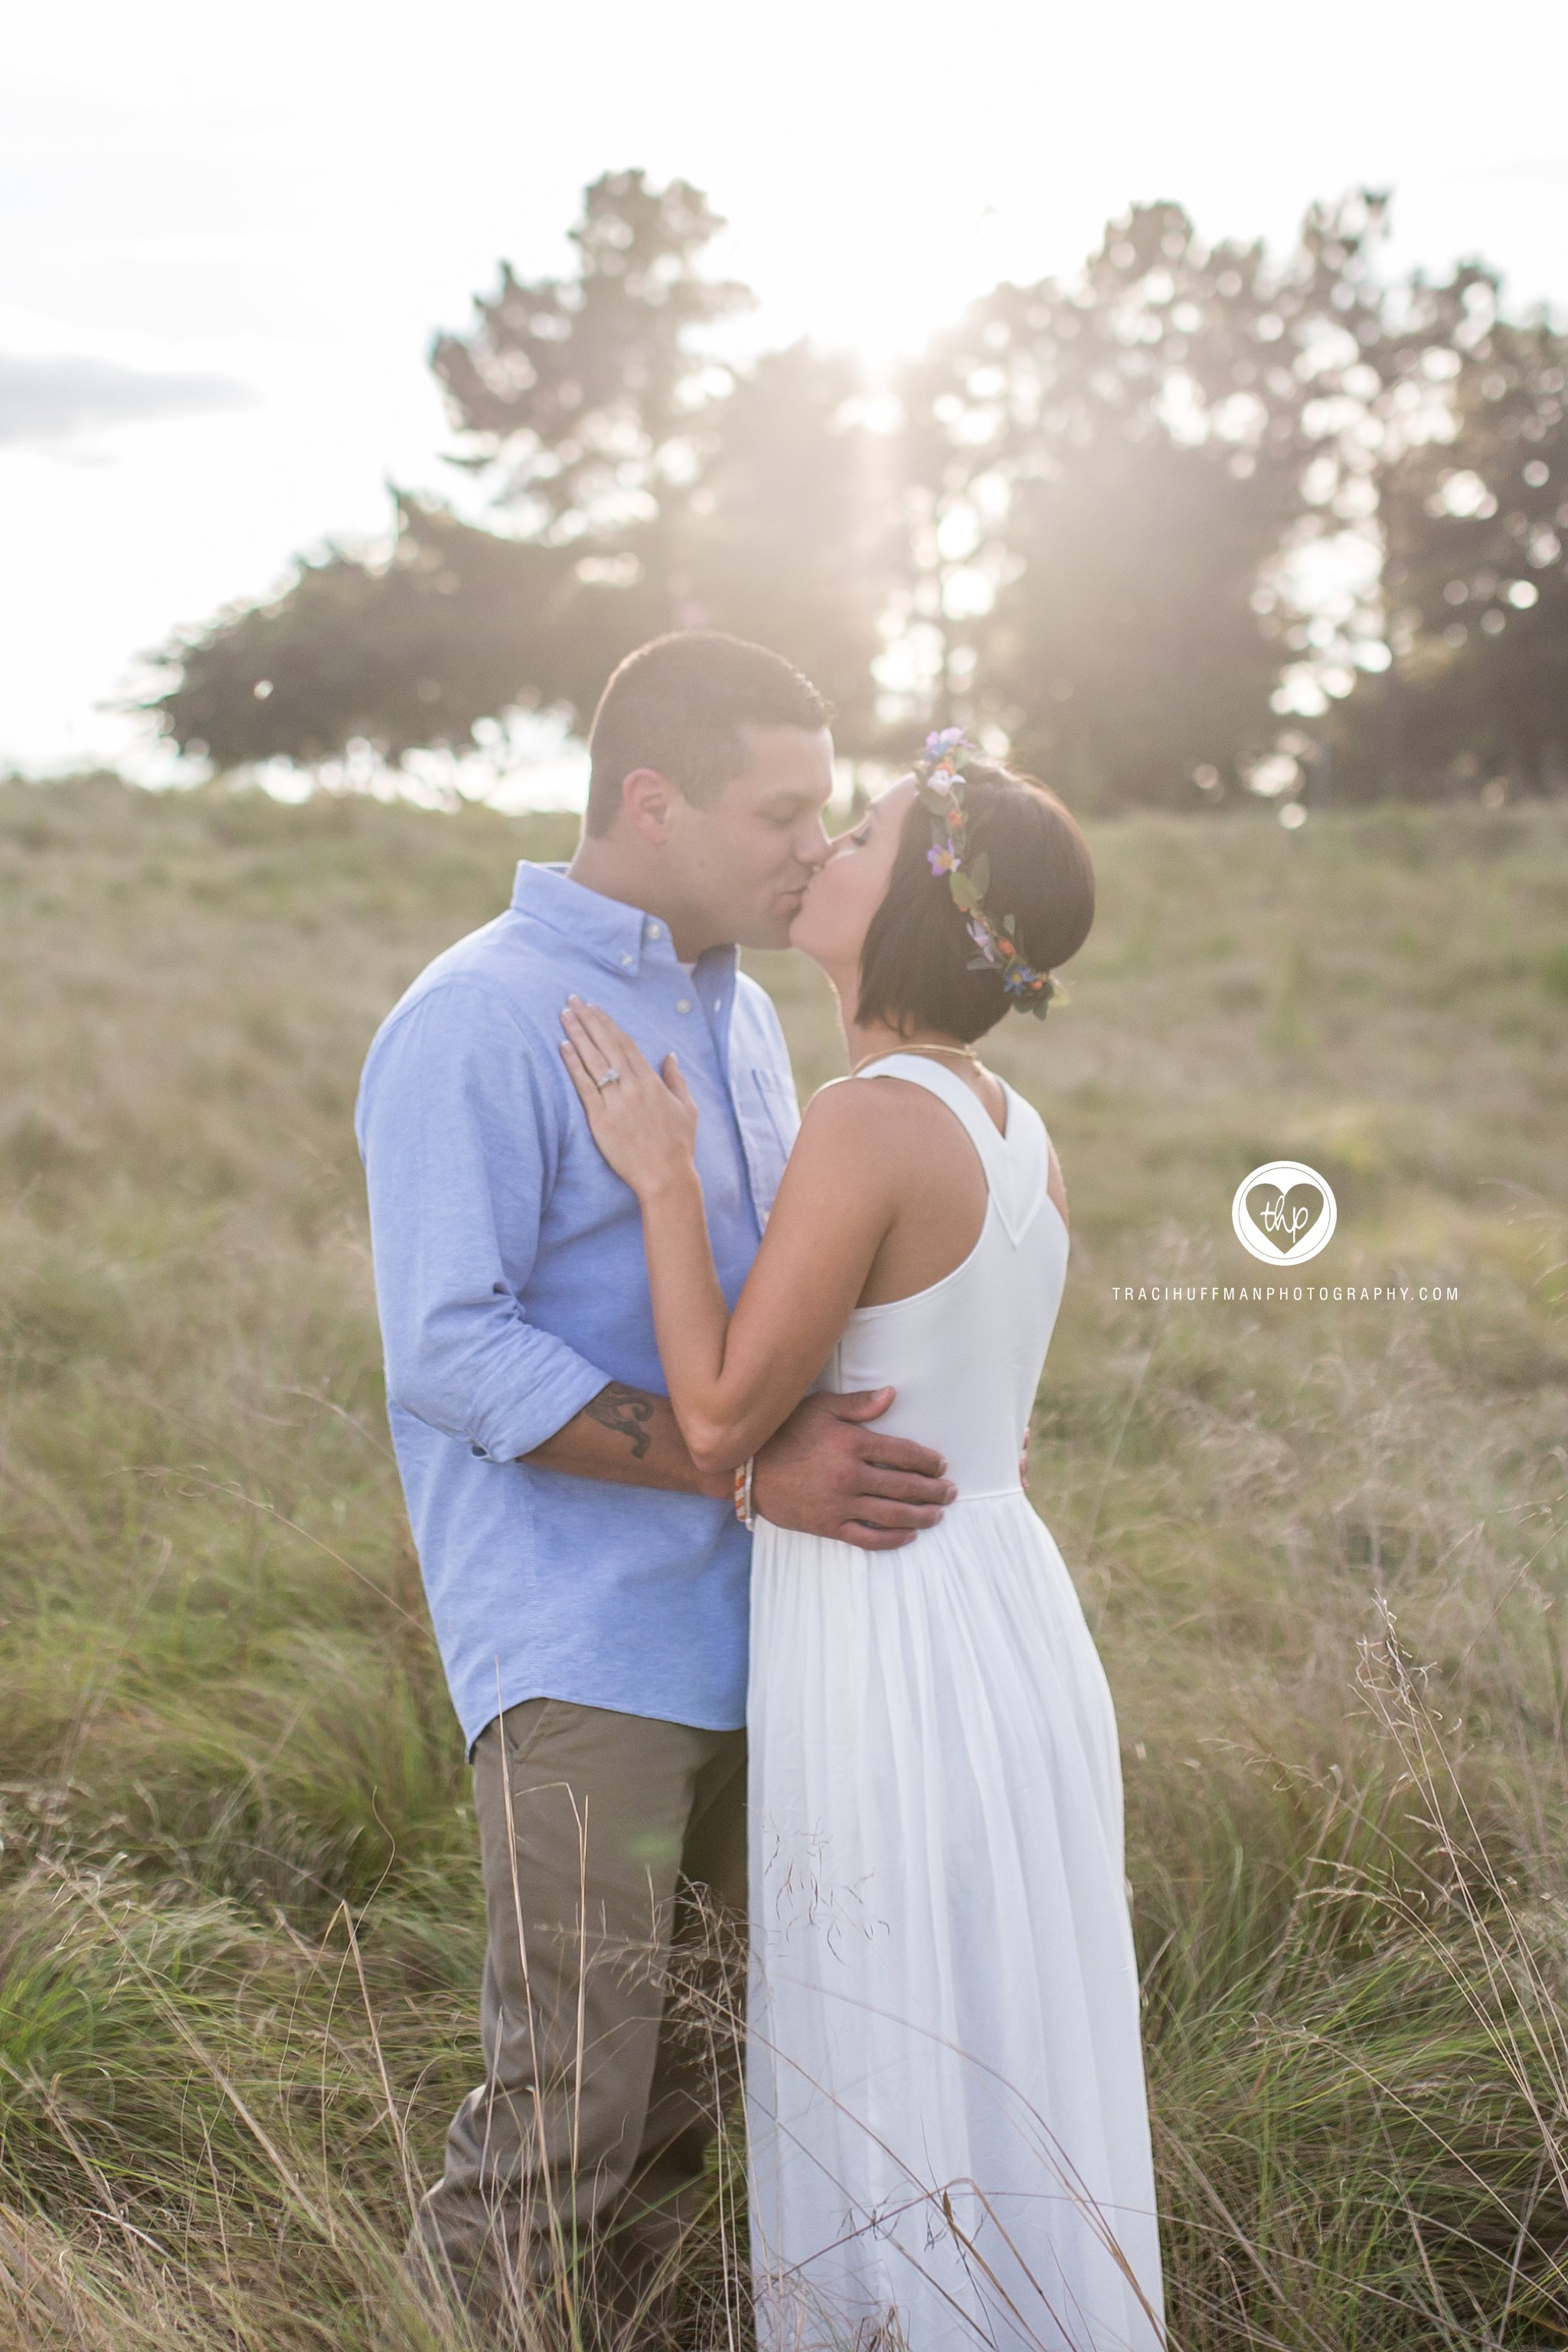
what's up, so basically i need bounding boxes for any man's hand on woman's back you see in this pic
[753,1388,954,1550]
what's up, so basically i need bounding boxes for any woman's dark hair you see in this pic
[857,763,1096,1044]
[585,632,830,835]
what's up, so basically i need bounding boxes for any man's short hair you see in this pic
[584,633,830,835]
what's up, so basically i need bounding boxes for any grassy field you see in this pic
[0,772,1565,2349]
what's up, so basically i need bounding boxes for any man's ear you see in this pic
[620,767,683,846]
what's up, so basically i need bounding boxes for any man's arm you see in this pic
[531,1381,955,1550]
[358,982,612,1462]
[528,1381,727,1495]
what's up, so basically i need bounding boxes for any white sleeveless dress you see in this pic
[747,1056,1164,2352]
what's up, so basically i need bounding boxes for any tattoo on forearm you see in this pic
[586,1382,656,1460]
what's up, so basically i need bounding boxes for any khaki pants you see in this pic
[410,1699,747,2342]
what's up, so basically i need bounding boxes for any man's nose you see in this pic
[799,817,834,871]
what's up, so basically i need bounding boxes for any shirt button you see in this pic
[620,952,635,967]
[647,922,662,940]
[676,998,691,1014]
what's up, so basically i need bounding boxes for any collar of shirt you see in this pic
[509,861,740,990]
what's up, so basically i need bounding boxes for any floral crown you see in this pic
[913,729,1059,1021]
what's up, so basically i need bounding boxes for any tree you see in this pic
[672,342,894,747]
[149,173,1568,805]
[149,174,740,768]
[149,174,892,769]
[1335,286,1568,795]
[893,198,1403,808]
[152,498,564,768]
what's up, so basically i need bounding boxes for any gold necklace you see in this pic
[850,1040,979,1077]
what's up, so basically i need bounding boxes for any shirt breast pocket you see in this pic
[737,1068,799,1227]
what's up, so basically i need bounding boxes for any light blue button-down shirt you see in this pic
[355,862,799,1751]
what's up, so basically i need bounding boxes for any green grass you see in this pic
[0,774,1566,2347]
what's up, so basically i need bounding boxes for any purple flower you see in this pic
[927,841,960,876]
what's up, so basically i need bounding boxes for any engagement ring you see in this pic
[594,1067,622,1089]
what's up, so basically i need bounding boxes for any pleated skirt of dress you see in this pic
[746,1497,1165,2352]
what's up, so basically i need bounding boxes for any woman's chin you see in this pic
[789,889,863,978]
[786,911,834,970]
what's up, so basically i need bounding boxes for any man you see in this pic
[356,632,953,2340]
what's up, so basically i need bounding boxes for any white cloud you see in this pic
[0,348,251,446]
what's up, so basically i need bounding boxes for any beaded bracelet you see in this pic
[733,1456,756,1530]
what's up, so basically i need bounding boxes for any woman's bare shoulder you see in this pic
[795,1070,980,1165]
[802,1070,959,1126]
[796,1073,908,1149]
[760,1075,914,1233]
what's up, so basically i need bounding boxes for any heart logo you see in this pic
[1231,1160,1338,1265]
[1246,1181,1325,1256]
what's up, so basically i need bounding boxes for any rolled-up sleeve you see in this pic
[356,979,609,1462]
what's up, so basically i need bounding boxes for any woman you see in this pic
[560,739,1163,2352]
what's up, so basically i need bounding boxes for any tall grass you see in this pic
[0,775,1564,2347]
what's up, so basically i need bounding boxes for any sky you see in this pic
[5,0,1567,788]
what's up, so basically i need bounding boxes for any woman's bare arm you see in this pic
[643,1086,903,1469]
[560,1001,902,1472]
[1047,1138,1068,1230]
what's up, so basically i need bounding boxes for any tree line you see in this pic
[149,172,1568,811]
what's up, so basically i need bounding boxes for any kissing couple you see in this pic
[358,633,1164,2350]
